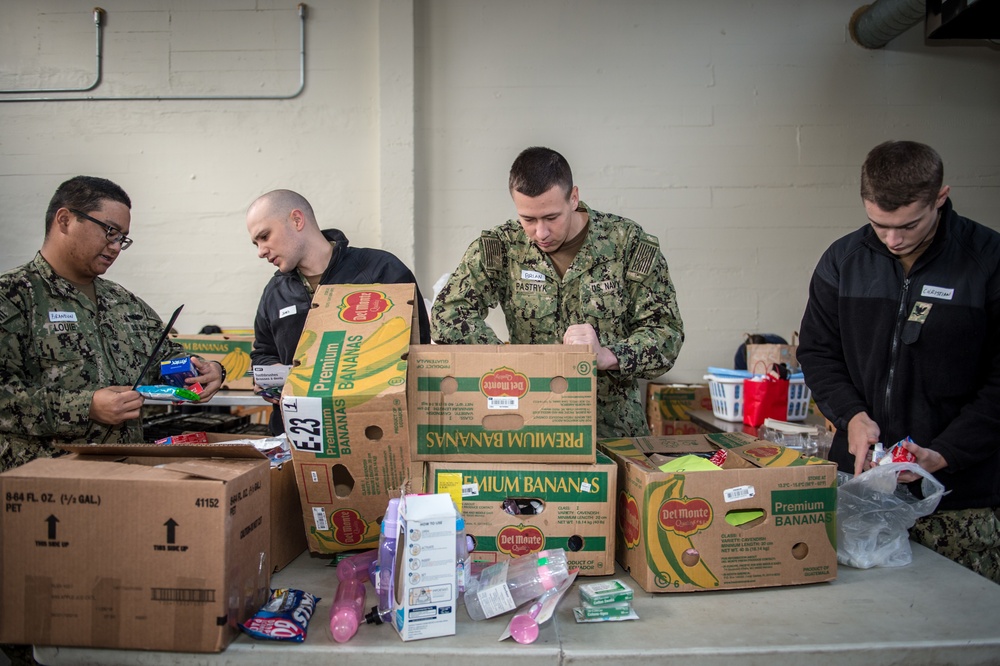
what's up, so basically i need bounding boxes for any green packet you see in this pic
[137,384,201,402]
[579,579,634,606]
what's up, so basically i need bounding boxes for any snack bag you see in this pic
[240,588,320,642]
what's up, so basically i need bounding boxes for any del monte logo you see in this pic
[480,366,529,398]
[497,524,544,557]
[338,290,392,323]
[618,490,641,549]
[744,444,782,460]
[658,497,713,537]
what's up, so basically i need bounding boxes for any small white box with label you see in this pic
[393,493,457,641]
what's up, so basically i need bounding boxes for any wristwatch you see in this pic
[214,360,228,385]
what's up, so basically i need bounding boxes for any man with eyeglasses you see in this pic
[799,141,1000,584]
[0,175,226,473]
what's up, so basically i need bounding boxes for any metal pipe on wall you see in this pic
[0,3,307,103]
[849,0,926,49]
[0,7,104,95]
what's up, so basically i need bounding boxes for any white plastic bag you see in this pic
[836,462,946,569]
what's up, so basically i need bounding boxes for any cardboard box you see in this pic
[646,383,712,433]
[652,420,708,436]
[280,284,420,554]
[408,344,597,464]
[0,443,271,652]
[203,433,307,572]
[170,333,256,390]
[393,493,458,641]
[426,453,618,576]
[599,433,837,593]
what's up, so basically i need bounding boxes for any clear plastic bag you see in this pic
[836,462,946,569]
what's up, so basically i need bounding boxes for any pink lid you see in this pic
[537,565,555,590]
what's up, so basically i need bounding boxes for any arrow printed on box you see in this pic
[46,514,59,540]
[165,518,178,544]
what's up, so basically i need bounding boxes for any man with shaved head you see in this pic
[246,189,430,435]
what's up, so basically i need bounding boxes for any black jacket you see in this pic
[799,199,1000,511]
[252,228,431,434]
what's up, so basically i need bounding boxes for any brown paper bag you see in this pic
[746,332,799,374]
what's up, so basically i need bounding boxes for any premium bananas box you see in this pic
[0,443,271,652]
[169,333,255,390]
[279,284,420,554]
[599,432,837,593]
[408,344,597,464]
[426,452,617,575]
[646,383,712,434]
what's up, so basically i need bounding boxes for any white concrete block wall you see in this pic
[1,0,998,385]
[413,0,1000,382]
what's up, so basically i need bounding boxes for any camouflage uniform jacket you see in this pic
[0,253,184,471]
[432,202,684,437]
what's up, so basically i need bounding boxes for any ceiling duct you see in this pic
[849,0,927,48]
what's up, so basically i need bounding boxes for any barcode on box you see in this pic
[151,588,215,603]
[724,485,755,502]
[487,396,518,410]
[313,506,329,531]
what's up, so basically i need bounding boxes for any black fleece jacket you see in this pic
[799,199,1000,511]
[251,228,431,434]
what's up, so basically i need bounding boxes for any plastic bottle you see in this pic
[330,550,376,643]
[463,549,569,621]
[337,549,377,582]
[364,497,400,625]
[456,516,470,597]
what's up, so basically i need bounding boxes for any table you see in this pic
[35,543,1000,665]
[689,408,828,436]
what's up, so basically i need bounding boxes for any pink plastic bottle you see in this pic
[330,550,377,643]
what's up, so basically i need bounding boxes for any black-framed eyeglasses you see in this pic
[69,208,133,250]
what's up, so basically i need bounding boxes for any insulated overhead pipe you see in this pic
[849,0,926,49]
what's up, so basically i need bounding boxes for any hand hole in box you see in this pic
[549,376,568,394]
[331,464,355,498]
[724,508,766,529]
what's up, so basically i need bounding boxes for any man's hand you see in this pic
[563,323,619,371]
[189,357,225,401]
[848,411,881,476]
[896,439,948,483]
[90,386,144,425]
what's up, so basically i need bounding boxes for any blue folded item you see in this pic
[706,367,803,380]
[706,367,752,378]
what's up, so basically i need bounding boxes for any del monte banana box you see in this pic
[646,383,712,434]
[599,433,837,593]
[408,344,597,463]
[427,453,617,575]
[169,333,255,390]
[280,284,419,554]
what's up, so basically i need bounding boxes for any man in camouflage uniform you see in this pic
[0,176,226,473]
[432,147,684,437]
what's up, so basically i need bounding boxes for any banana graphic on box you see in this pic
[285,317,410,409]
[644,475,720,590]
[219,347,252,385]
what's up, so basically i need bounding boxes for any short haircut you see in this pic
[860,140,944,211]
[250,189,316,223]
[508,147,574,199]
[45,176,131,236]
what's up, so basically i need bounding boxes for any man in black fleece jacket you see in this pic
[799,140,1000,583]
[246,189,430,435]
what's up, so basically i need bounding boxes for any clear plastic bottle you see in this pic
[463,549,569,621]
[364,497,400,625]
[456,516,470,597]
